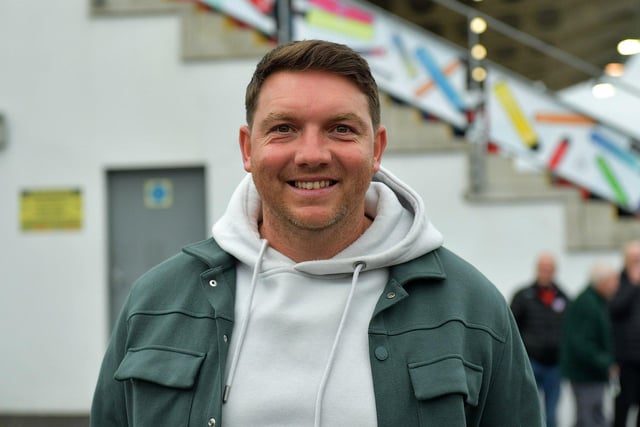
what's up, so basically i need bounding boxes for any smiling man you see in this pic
[240,68,385,261]
[91,39,543,427]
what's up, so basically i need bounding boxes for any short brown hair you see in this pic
[245,39,380,129]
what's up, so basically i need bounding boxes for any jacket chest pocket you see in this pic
[408,356,483,427]
[115,346,206,427]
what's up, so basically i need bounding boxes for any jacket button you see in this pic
[209,280,217,287]
[386,291,396,299]
[208,418,216,426]
[375,346,389,361]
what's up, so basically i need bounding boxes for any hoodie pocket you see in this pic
[115,346,205,426]
[408,356,483,426]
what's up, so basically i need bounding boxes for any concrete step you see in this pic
[180,6,273,60]
[381,96,468,152]
[91,0,179,15]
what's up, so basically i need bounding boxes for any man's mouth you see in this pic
[291,180,335,190]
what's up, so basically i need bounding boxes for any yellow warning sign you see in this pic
[20,189,83,231]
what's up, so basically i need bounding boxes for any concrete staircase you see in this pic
[90,0,640,251]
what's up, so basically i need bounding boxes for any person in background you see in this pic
[561,261,619,427]
[90,39,543,427]
[511,252,570,427]
[611,240,640,427]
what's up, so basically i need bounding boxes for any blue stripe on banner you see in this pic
[415,46,465,111]
[590,130,640,175]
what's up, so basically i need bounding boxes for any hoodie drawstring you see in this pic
[223,239,269,403]
[313,261,366,427]
[223,249,366,427]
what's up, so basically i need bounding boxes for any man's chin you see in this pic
[287,211,342,231]
[289,218,337,232]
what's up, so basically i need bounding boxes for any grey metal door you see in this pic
[107,167,207,330]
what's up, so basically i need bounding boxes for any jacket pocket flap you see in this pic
[408,357,483,406]
[114,346,205,389]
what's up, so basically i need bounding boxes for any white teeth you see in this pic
[294,180,332,190]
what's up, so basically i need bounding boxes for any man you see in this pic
[611,240,640,427]
[91,39,543,426]
[561,261,619,427]
[511,252,570,427]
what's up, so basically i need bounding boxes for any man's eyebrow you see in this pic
[256,112,294,132]
[262,112,293,122]
[327,113,369,127]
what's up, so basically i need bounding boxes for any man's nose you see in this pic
[294,132,331,166]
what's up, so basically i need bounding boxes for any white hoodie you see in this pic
[212,166,443,427]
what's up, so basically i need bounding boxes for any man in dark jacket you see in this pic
[511,252,570,427]
[561,261,619,427]
[611,240,640,427]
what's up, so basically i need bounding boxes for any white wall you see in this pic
[0,1,628,424]
[0,0,252,413]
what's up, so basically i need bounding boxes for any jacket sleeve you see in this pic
[481,303,544,427]
[90,305,130,427]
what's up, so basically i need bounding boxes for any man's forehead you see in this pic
[259,69,362,92]
[254,73,370,118]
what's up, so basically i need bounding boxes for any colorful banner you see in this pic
[487,70,640,212]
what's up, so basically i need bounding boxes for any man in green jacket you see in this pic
[561,261,620,427]
[91,39,543,426]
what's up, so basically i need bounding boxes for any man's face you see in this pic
[239,70,386,235]
[601,274,620,300]
[536,256,555,287]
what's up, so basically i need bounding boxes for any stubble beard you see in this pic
[267,201,351,234]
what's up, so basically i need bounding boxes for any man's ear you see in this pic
[239,125,252,172]
[372,125,387,172]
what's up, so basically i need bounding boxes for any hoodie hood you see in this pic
[212,166,443,274]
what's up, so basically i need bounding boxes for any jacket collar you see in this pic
[185,238,447,282]
[369,249,447,318]
[184,237,447,285]
[183,237,236,269]
[389,249,447,286]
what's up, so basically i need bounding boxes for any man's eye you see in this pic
[335,125,352,134]
[275,124,291,133]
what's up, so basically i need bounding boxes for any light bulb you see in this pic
[471,44,487,60]
[470,17,487,34]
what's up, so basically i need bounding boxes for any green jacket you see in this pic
[560,286,614,383]
[91,238,543,427]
